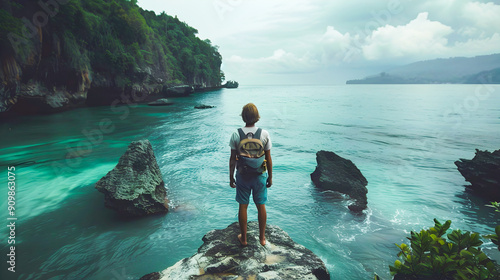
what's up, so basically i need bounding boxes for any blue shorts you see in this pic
[235,172,268,205]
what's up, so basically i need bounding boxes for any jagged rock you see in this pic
[224,80,239,88]
[165,85,194,96]
[148,98,174,106]
[142,222,330,280]
[311,150,368,213]
[139,272,161,280]
[455,149,500,200]
[194,104,215,109]
[95,140,168,216]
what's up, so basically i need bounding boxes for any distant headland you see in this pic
[346,53,500,84]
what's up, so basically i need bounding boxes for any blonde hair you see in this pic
[241,103,260,125]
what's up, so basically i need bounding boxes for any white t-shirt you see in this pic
[229,127,272,151]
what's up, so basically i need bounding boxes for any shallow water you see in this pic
[1,84,500,279]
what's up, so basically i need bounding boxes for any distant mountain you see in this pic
[346,54,500,84]
[464,68,500,84]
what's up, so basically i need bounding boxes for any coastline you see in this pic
[0,82,234,119]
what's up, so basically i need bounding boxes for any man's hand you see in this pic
[230,177,236,188]
[266,177,272,188]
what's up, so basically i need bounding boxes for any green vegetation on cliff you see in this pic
[0,0,223,113]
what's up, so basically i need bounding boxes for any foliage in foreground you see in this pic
[390,219,498,280]
[484,202,500,251]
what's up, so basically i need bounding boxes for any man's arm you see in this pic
[229,149,237,188]
[265,150,272,188]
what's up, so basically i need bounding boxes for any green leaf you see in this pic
[443,220,452,231]
[486,261,495,272]
[477,252,488,262]
[406,255,412,263]
[460,250,473,259]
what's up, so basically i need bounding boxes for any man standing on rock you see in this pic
[229,103,273,246]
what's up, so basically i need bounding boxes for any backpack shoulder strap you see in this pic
[237,128,246,141]
[254,128,262,140]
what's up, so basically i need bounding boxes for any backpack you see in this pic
[236,128,266,175]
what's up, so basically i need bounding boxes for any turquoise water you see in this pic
[1,85,500,279]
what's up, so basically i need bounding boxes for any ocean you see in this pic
[1,84,499,279]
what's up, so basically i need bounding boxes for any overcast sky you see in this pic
[138,0,500,85]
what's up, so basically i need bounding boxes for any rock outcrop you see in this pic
[95,140,168,216]
[194,104,215,109]
[147,98,174,106]
[224,80,239,88]
[455,149,500,200]
[311,150,368,213]
[141,222,330,280]
[164,85,194,96]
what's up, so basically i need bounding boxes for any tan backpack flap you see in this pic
[238,138,265,158]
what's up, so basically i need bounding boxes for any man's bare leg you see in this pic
[238,204,248,246]
[256,204,267,246]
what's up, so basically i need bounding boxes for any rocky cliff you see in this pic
[0,0,223,115]
[140,222,330,280]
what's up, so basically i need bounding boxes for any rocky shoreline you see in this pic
[0,81,230,117]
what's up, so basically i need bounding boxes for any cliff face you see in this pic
[0,30,92,113]
[0,0,223,115]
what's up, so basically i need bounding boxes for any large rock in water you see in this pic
[140,222,330,280]
[455,149,500,200]
[311,150,368,213]
[95,140,168,216]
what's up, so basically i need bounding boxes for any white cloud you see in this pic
[140,0,500,84]
[224,25,356,77]
[463,2,500,36]
[320,26,355,63]
[226,49,320,75]
[452,33,500,56]
[362,12,453,61]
